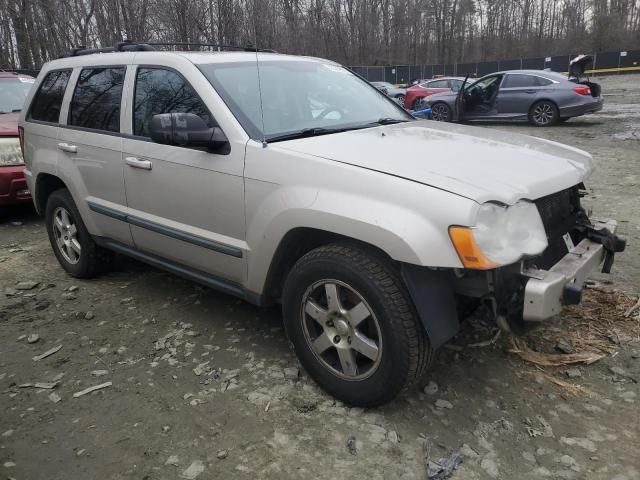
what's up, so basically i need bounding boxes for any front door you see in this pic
[122,66,246,285]
[57,66,133,246]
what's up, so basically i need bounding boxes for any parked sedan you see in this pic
[404,77,465,110]
[370,81,406,105]
[422,67,602,127]
[1,72,34,206]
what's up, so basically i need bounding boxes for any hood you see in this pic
[0,112,19,136]
[569,54,593,79]
[274,121,593,205]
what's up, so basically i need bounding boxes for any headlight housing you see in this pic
[0,137,24,166]
[449,200,548,269]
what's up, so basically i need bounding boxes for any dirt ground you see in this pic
[1,74,639,480]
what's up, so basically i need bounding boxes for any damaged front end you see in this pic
[451,184,625,334]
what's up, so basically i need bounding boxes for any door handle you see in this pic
[125,156,152,170]
[57,142,77,153]
[525,89,536,94]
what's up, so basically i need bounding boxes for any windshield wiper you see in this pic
[0,109,21,114]
[266,127,348,143]
[368,117,410,126]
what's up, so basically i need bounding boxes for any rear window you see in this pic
[0,77,34,114]
[68,67,125,132]
[28,70,71,123]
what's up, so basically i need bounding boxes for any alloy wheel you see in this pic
[431,103,450,121]
[301,280,382,380]
[533,103,555,125]
[52,206,81,264]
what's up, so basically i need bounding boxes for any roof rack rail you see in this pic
[60,40,276,58]
[146,42,276,53]
[60,40,156,58]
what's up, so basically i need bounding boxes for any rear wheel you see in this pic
[431,102,452,122]
[282,243,433,407]
[529,100,559,127]
[45,189,112,278]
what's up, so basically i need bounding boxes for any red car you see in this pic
[404,77,465,110]
[0,71,34,206]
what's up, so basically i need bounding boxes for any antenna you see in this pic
[252,14,267,148]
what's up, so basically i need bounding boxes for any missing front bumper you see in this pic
[522,219,622,321]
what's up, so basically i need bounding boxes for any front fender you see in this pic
[244,183,472,295]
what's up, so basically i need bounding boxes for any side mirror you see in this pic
[149,113,229,153]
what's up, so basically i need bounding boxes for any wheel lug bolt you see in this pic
[327,320,333,327]
[333,335,340,344]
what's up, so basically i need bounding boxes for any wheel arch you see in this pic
[34,173,68,216]
[259,227,399,305]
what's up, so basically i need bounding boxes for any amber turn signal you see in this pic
[448,226,497,270]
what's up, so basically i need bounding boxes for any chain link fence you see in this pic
[350,50,640,84]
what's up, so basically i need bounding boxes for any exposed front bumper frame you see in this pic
[522,219,617,321]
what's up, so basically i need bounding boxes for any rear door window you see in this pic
[28,70,71,123]
[133,67,213,138]
[502,74,538,88]
[428,80,449,89]
[68,67,125,132]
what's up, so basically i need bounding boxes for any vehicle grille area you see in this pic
[533,185,584,269]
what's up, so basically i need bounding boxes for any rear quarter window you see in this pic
[68,67,125,132]
[28,70,72,123]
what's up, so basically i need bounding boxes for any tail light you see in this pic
[573,85,591,96]
[18,126,25,156]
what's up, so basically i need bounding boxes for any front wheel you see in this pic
[282,243,433,407]
[529,100,559,126]
[431,102,452,122]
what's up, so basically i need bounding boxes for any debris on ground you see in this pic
[73,381,112,398]
[32,345,62,361]
[426,444,464,480]
[180,460,205,479]
[49,392,61,403]
[16,281,39,290]
[509,337,604,366]
[19,382,58,389]
[27,333,40,344]
[216,449,228,460]
[346,436,357,455]
[555,339,576,354]
[434,399,453,409]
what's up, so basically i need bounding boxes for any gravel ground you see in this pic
[1,75,639,480]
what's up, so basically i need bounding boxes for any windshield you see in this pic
[0,77,34,113]
[199,59,410,141]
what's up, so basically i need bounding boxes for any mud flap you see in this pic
[401,264,459,349]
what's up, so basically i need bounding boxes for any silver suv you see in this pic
[20,44,625,406]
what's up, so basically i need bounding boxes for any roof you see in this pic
[43,50,336,70]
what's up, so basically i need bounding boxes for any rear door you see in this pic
[121,65,246,285]
[58,66,133,246]
[23,70,73,202]
[497,73,550,116]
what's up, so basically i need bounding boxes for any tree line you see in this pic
[1,0,639,70]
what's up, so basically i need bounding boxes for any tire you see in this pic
[282,242,433,407]
[529,100,559,127]
[431,102,452,122]
[45,188,112,278]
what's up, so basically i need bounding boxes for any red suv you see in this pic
[1,71,34,206]
[404,77,465,110]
